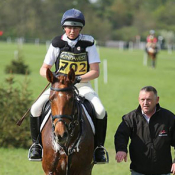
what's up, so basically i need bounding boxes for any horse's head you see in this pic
[46,68,77,147]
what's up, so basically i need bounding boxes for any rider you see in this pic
[145,30,158,53]
[28,8,108,164]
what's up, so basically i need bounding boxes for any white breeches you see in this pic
[76,82,106,119]
[31,82,105,119]
[30,88,50,117]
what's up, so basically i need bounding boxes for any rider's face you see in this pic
[64,26,81,40]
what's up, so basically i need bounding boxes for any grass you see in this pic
[0,41,175,174]
[0,148,42,175]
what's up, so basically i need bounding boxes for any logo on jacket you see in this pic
[159,130,168,136]
[77,46,81,51]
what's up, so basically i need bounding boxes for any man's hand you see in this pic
[171,163,175,174]
[115,151,127,163]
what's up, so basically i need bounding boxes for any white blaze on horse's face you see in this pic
[59,93,63,97]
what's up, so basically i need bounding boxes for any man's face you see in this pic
[139,90,159,116]
[64,26,81,40]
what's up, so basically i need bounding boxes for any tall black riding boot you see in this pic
[94,112,109,164]
[28,116,42,161]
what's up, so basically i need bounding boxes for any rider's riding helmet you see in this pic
[61,9,85,28]
[150,30,155,35]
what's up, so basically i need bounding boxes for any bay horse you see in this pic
[41,68,94,175]
[146,43,158,68]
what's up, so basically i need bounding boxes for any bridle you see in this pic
[50,86,75,131]
[50,85,79,131]
[50,85,82,154]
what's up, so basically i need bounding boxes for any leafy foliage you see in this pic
[0,75,33,148]
[5,48,31,75]
[1,0,175,42]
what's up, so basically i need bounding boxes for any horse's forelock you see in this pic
[54,74,71,86]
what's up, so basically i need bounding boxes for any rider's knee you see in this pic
[31,103,42,117]
[96,108,106,119]
[86,94,106,119]
[30,89,50,117]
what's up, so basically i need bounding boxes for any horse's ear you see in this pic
[67,68,75,83]
[46,68,54,83]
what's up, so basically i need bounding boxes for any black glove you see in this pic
[75,76,82,84]
[52,72,57,77]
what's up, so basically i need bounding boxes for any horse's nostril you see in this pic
[63,132,68,138]
[57,132,68,141]
[58,135,62,140]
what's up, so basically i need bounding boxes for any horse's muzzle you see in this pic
[55,131,68,145]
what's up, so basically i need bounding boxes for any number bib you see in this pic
[58,51,88,75]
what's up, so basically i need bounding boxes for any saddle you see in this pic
[78,96,96,125]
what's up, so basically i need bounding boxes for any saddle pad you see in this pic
[40,109,51,132]
[40,105,95,134]
[81,104,95,135]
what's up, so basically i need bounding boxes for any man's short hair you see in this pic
[140,86,157,96]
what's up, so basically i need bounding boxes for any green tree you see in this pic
[5,48,31,75]
[1,0,175,42]
[0,75,33,148]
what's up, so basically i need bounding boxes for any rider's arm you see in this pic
[40,63,52,78]
[40,44,59,78]
[80,63,99,83]
[79,44,100,82]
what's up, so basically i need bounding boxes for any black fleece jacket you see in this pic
[114,104,175,175]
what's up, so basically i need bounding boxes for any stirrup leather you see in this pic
[93,146,109,164]
[28,143,43,161]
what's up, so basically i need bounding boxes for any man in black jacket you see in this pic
[114,86,175,175]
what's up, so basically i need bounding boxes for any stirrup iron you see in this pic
[93,146,109,164]
[28,143,43,161]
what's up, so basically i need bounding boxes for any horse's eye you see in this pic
[49,97,54,102]
[49,94,56,102]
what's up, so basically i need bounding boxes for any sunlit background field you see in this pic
[0,41,175,175]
